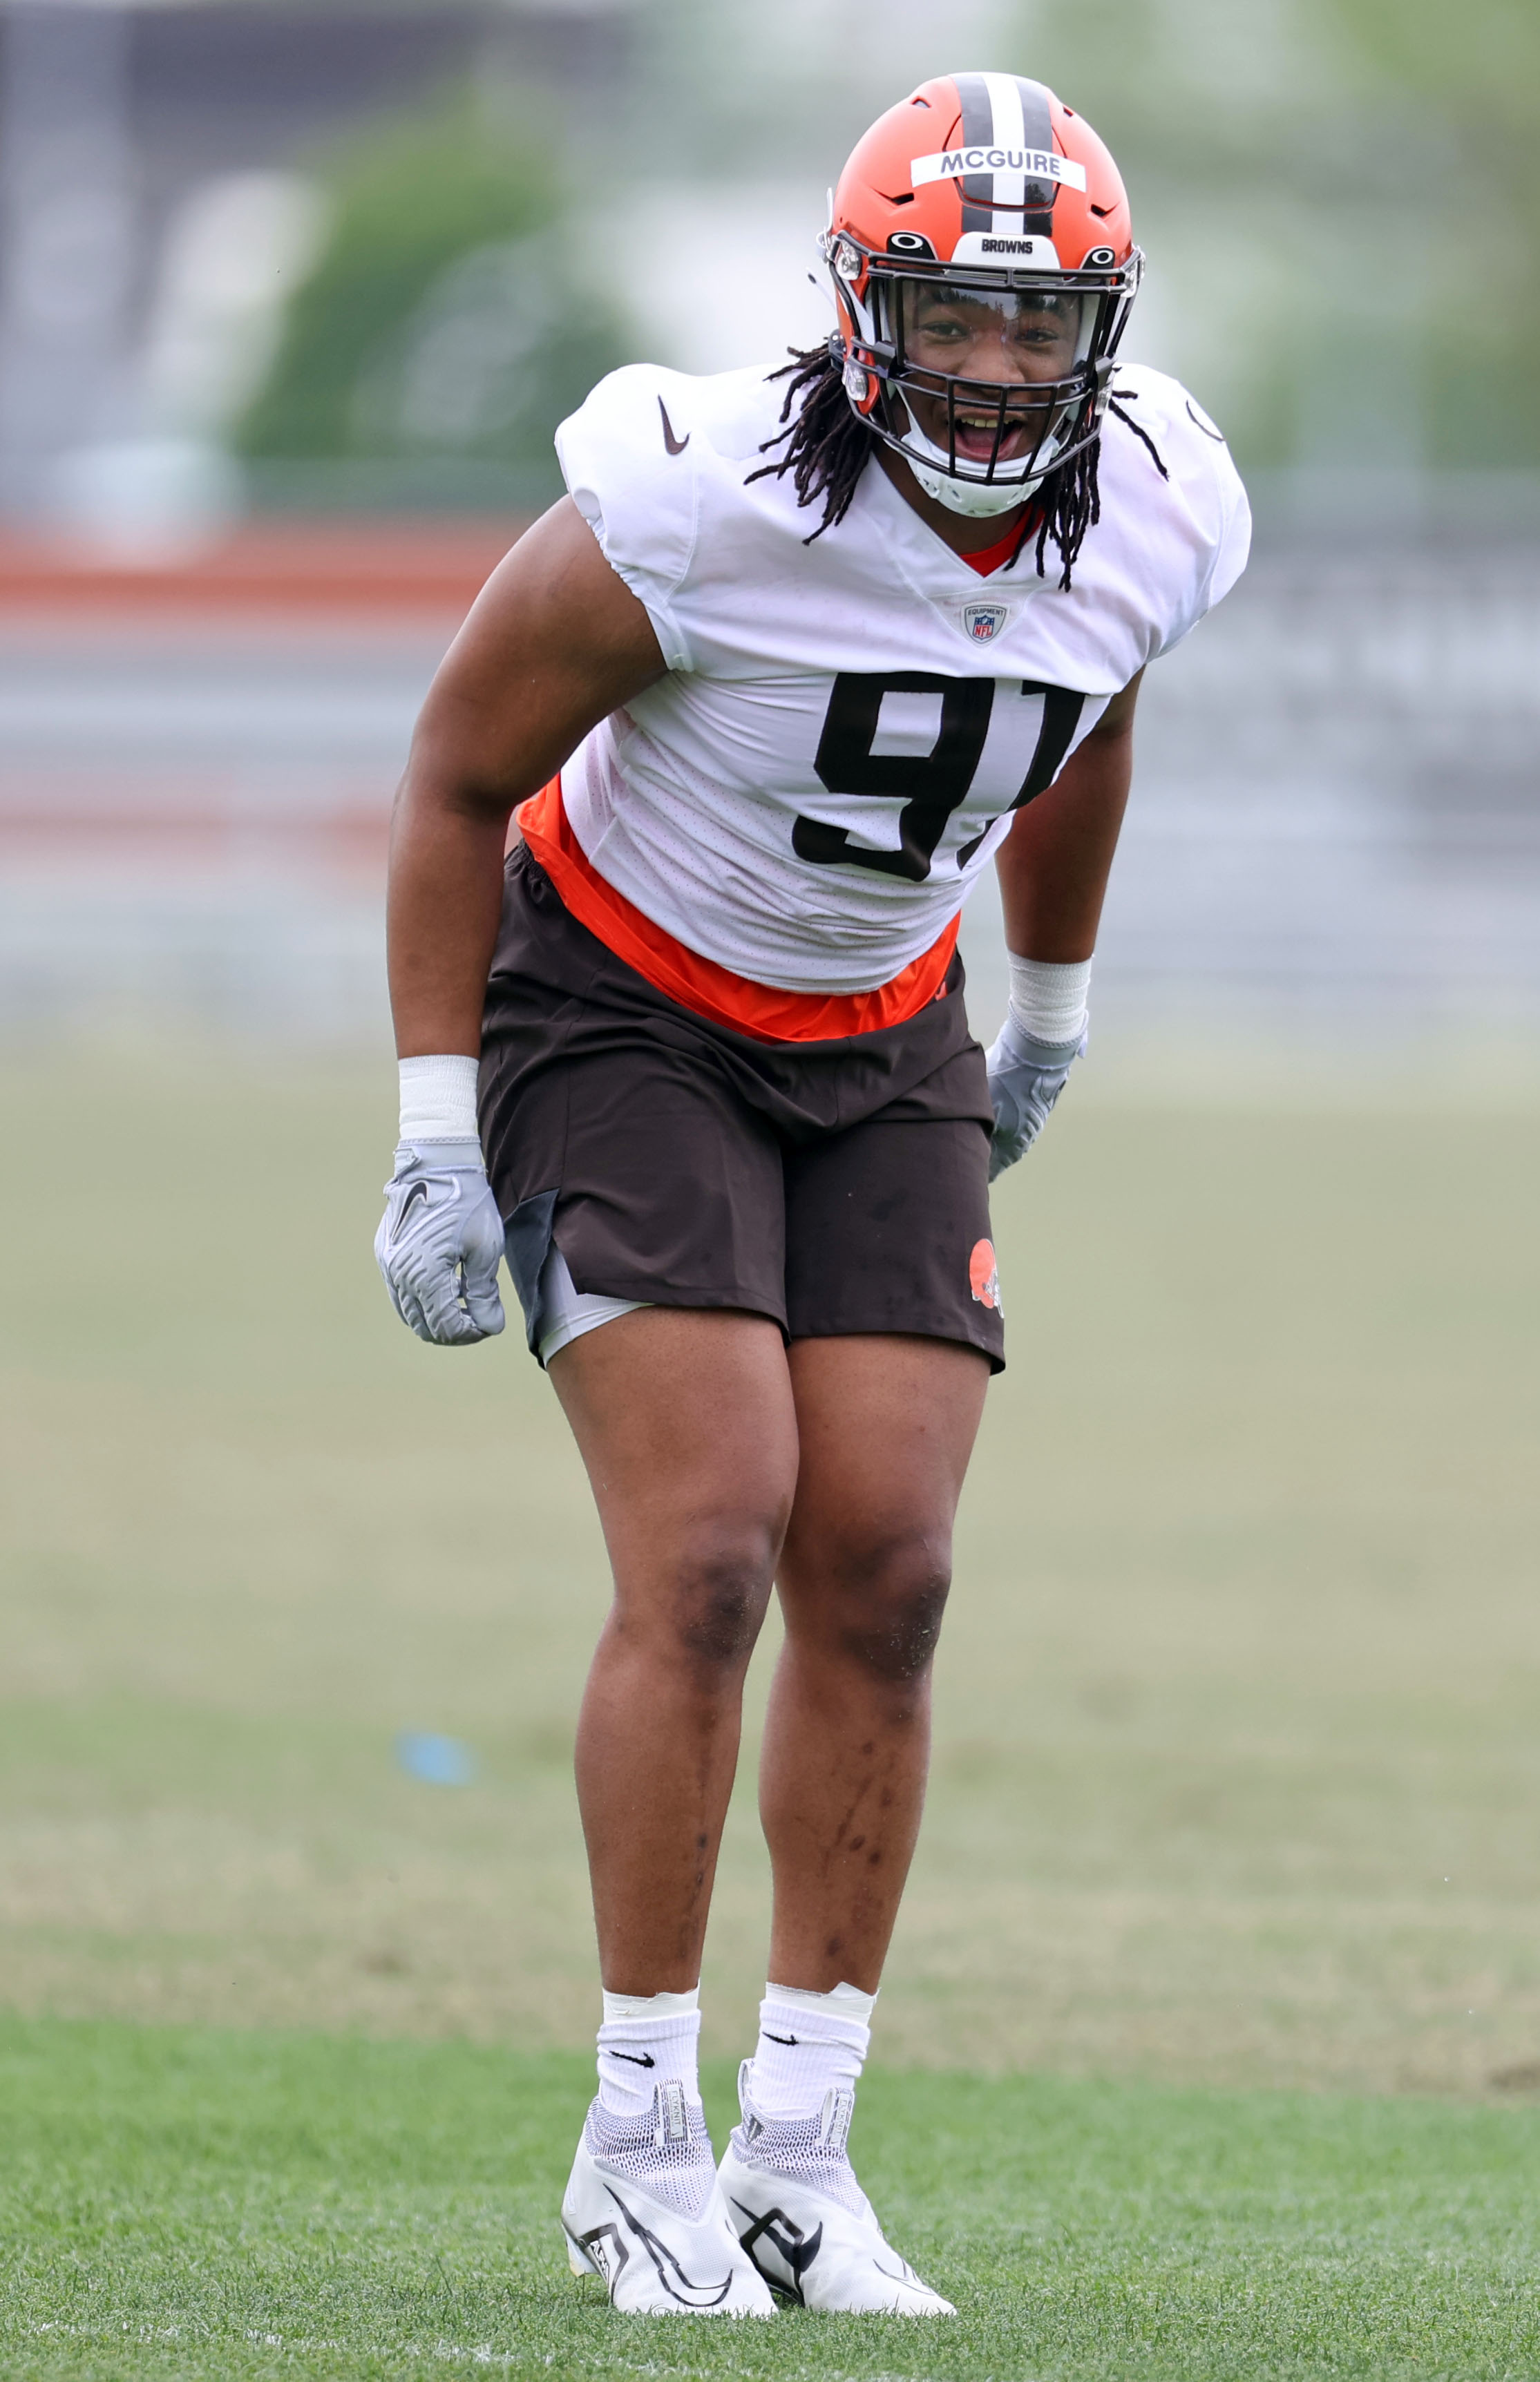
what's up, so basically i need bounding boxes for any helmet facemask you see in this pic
[828,238,1142,518]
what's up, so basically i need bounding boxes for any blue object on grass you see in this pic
[395,1731,475,1786]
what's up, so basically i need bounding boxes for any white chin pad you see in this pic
[909,459,1043,517]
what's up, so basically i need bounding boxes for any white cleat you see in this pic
[560,2081,775,2318]
[717,2064,956,2316]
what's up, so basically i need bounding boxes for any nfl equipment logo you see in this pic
[962,601,1010,642]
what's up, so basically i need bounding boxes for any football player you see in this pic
[376,72,1248,2316]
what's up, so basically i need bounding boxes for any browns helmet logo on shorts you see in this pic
[969,1238,1002,1313]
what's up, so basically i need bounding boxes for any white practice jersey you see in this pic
[555,360,1249,995]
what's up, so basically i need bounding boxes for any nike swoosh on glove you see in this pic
[374,1139,506,1345]
[985,1016,1087,1182]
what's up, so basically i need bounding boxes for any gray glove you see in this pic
[985,1016,1087,1181]
[374,1138,506,1345]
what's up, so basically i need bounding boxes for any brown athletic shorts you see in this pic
[477,843,1005,1371]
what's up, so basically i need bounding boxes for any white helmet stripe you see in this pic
[944,71,1068,229]
[980,73,1027,212]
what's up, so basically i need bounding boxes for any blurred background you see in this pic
[1,0,1538,1040]
[1,0,1537,2093]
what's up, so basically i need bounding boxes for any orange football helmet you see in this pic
[824,73,1142,516]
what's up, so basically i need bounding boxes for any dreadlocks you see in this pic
[747,345,1166,591]
[744,346,877,539]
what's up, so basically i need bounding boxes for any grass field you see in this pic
[3,1051,1538,2090]
[6,2015,1540,2380]
[2,1048,1539,2376]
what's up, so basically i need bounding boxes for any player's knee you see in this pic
[833,1537,952,1684]
[671,1525,776,1673]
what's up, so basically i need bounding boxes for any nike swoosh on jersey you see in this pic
[658,397,689,456]
[608,2049,656,2067]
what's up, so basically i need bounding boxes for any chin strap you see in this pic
[909,457,1045,519]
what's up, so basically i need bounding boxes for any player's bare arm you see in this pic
[374,505,665,1347]
[997,667,1142,962]
[386,499,665,1060]
[984,669,1143,1176]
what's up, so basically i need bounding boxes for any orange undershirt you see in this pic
[958,514,1035,575]
[515,520,1028,1042]
[516,779,959,1043]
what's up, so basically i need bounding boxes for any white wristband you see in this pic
[1006,953,1092,1045]
[399,1053,480,1143]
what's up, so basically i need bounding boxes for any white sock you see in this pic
[596,1986,702,2120]
[747,1981,876,2124]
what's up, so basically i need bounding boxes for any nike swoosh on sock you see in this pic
[762,2032,799,2046]
[608,2050,656,2068]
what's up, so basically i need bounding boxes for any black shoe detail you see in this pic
[658,397,690,456]
[593,2183,735,2309]
[731,2200,823,2308]
[607,2050,656,2067]
[566,2218,622,2288]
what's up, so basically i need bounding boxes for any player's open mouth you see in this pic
[906,385,1049,464]
[952,412,1034,462]
[907,395,1041,466]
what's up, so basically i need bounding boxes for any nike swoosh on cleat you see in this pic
[602,2184,734,2307]
[608,2050,656,2067]
[658,397,690,455]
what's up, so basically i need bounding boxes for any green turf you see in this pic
[2,1056,1540,2091]
[4,1054,1540,2092]
[4,2016,1540,2381]
[4,1056,1540,2371]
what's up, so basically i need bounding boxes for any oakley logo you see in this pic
[912,146,1087,191]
